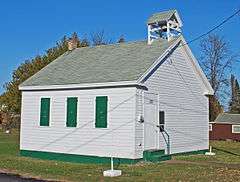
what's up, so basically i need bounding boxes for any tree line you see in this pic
[0,32,239,129]
[0,32,125,127]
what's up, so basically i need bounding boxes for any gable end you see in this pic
[138,37,213,95]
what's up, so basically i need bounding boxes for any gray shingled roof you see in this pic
[147,9,177,24]
[20,37,180,87]
[215,113,240,124]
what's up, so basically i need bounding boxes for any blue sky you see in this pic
[0,0,239,94]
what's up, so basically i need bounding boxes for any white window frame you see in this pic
[232,125,240,133]
[209,124,212,131]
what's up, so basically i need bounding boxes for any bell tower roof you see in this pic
[147,9,183,44]
[147,9,182,26]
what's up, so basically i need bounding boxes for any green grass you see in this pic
[0,130,240,182]
[174,141,240,164]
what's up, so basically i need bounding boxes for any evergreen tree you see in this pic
[229,75,240,113]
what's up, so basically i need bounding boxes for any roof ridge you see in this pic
[20,36,179,88]
[53,37,180,62]
[151,9,176,16]
[72,37,178,52]
[74,40,147,51]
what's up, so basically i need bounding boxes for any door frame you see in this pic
[143,92,159,150]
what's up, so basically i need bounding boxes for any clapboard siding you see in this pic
[134,90,144,158]
[20,87,137,159]
[135,45,209,157]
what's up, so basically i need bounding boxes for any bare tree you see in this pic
[200,34,237,120]
[200,34,236,100]
[91,30,111,46]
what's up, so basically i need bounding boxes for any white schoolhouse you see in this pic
[19,10,213,163]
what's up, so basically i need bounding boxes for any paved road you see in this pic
[0,173,53,182]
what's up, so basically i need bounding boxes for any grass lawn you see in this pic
[175,140,240,164]
[0,130,240,182]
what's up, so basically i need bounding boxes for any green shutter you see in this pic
[66,97,78,127]
[40,98,50,126]
[95,96,108,128]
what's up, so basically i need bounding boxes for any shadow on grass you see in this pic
[213,147,240,156]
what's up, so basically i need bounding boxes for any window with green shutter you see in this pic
[95,96,108,128]
[40,98,50,126]
[66,97,78,127]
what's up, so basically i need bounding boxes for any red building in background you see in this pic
[209,113,240,141]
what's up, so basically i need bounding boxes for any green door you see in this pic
[40,98,50,126]
[95,96,108,128]
[66,97,78,127]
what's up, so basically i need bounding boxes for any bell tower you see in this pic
[147,10,183,44]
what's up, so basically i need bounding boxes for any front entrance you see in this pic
[144,93,158,150]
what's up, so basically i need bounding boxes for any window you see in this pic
[40,98,50,126]
[159,111,165,132]
[232,125,240,133]
[95,96,108,128]
[209,124,212,131]
[66,97,78,127]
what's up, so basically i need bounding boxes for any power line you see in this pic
[39,93,136,150]
[34,7,240,154]
[67,119,135,153]
[167,128,208,143]
[155,10,240,112]
[140,10,240,114]
[36,93,211,157]
[141,9,240,111]
[143,121,209,148]
[138,94,208,115]
[41,93,208,153]
[169,58,209,110]
[179,8,240,48]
